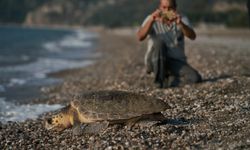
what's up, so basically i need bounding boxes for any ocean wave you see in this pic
[0,85,5,92]
[43,29,95,52]
[1,58,93,88]
[8,78,27,86]
[4,58,93,79]
[0,97,63,123]
[43,42,61,52]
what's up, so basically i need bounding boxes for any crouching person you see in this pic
[137,0,202,88]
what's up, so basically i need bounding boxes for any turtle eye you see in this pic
[47,118,52,124]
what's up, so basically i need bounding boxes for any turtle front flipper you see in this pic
[73,121,109,136]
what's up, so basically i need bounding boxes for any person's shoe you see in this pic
[145,68,152,74]
[155,82,163,88]
[162,81,170,88]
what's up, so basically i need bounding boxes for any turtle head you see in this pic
[45,105,73,132]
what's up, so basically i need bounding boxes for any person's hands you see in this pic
[151,9,162,21]
[150,9,182,25]
[173,11,182,25]
[160,10,182,25]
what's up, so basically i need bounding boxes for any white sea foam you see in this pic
[43,42,61,52]
[0,97,63,123]
[20,55,30,61]
[59,35,92,48]
[0,85,5,92]
[43,29,96,52]
[4,58,93,87]
[8,78,27,86]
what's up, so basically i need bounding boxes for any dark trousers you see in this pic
[248,0,250,27]
[147,38,202,88]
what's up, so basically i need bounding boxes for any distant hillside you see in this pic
[24,0,159,27]
[0,0,248,28]
[177,0,248,27]
[0,0,48,23]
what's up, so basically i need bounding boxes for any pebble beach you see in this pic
[0,27,250,149]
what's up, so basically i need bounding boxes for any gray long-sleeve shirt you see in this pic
[141,15,193,64]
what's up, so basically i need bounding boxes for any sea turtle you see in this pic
[45,90,170,135]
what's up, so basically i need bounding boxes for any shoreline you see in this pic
[1,27,250,149]
[0,26,98,106]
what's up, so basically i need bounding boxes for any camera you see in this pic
[160,10,176,21]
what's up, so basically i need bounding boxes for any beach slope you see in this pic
[0,28,250,149]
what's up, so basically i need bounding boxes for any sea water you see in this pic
[0,26,98,122]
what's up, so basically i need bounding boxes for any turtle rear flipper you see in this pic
[73,121,109,136]
[125,113,166,129]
